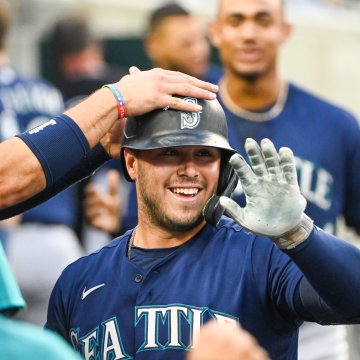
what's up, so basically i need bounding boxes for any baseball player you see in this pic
[209,0,360,358]
[46,98,360,360]
[0,64,218,359]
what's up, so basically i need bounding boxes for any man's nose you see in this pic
[239,21,257,40]
[177,159,199,178]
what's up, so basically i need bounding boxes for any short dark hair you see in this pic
[148,3,190,32]
[0,1,11,50]
[50,16,93,59]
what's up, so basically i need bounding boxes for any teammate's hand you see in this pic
[220,138,313,249]
[84,170,122,234]
[99,117,124,159]
[187,321,270,360]
[116,67,218,116]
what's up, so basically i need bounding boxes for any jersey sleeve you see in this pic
[287,226,360,321]
[45,277,71,343]
[250,235,303,328]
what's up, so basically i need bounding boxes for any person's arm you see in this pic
[0,67,218,213]
[287,227,360,323]
[0,143,109,220]
[220,138,360,323]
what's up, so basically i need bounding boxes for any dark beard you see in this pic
[137,175,205,232]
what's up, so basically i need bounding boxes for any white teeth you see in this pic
[172,188,199,195]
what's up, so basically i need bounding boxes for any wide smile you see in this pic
[169,187,201,200]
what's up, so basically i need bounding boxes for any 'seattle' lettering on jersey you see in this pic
[46,218,304,360]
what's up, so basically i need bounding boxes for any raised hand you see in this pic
[84,170,122,234]
[220,138,313,249]
[117,67,218,116]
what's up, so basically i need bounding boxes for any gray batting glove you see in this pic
[219,138,313,250]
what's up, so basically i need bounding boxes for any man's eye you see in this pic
[197,151,212,157]
[227,16,242,27]
[163,149,177,156]
[257,16,272,27]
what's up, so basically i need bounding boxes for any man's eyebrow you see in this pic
[255,10,273,17]
[225,10,272,19]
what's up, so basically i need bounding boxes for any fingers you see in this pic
[260,139,282,179]
[108,170,120,197]
[160,82,217,111]
[244,138,267,177]
[118,68,219,117]
[84,174,122,234]
[279,147,298,185]
[229,153,256,189]
[129,66,140,74]
[219,196,244,226]
[153,68,219,94]
[245,138,282,180]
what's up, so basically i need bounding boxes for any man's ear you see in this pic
[124,149,137,181]
[208,21,221,49]
[280,21,293,45]
[144,33,162,64]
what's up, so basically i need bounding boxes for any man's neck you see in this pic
[132,220,206,249]
[222,70,283,111]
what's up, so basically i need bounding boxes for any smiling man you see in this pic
[45,97,360,360]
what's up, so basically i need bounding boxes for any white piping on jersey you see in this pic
[219,78,289,122]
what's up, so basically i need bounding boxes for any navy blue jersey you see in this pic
[47,217,305,360]
[220,82,360,234]
[0,66,77,228]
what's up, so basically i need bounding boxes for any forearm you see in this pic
[64,87,118,148]
[294,277,360,325]
[0,137,45,209]
[0,144,109,220]
[287,226,360,319]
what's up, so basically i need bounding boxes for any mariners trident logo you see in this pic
[181,97,201,129]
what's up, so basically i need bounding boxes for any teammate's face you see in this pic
[146,15,210,79]
[125,146,221,232]
[210,0,291,80]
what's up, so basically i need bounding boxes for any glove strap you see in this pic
[271,214,314,250]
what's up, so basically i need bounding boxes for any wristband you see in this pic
[17,114,90,188]
[102,84,127,119]
[271,213,314,250]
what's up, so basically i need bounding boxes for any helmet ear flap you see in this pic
[203,156,238,226]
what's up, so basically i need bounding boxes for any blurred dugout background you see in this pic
[5,0,360,244]
[6,0,360,119]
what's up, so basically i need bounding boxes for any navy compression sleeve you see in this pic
[287,226,360,322]
[17,114,90,188]
[0,143,110,220]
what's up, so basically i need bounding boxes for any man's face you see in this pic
[211,0,291,80]
[125,146,221,232]
[146,15,210,79]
